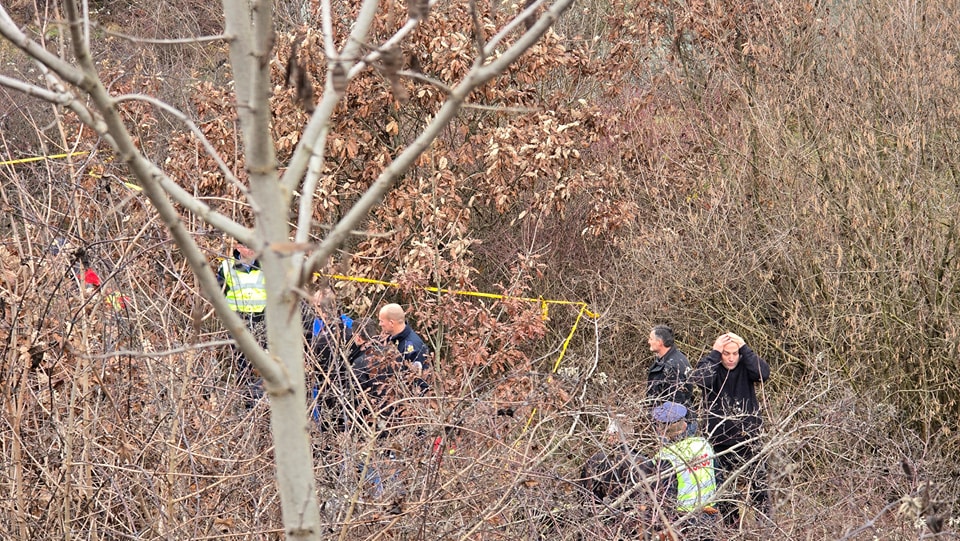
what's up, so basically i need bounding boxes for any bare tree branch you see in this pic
[0,74,72,103]
[113,93,244,190]
[300,0,576,283]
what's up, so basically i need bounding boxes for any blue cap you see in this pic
[652,402,687,423]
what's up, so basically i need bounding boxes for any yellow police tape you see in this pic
[0,151,142,191]
[0,151,89,166]
[320,273,599,447]
[321,273,598,321]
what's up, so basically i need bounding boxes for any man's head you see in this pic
[234,242,256,262]
[312,287,338,319]
[378,303,406,336]
[721,340,741,371]
[648,325,674,356]
[353,318,380,347]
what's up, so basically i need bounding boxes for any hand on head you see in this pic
[713,332,745,352]
[726,332,745,348]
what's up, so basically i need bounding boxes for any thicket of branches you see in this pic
[2,0,959,539]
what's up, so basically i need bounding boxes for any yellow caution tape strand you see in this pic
[321,273,599,319]
[516,304,592,448]
[0,151,89,166]
[519,406,538,447]
[0,151,143,191]
[550,302,590,374]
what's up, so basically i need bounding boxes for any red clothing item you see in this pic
[83,268,102,288]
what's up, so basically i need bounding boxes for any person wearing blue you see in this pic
[306,287,355,430]
[691,332,771,526]
[307,287,353,367]
[651,401,719,540]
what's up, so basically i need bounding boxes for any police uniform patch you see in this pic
[406,345,415,353]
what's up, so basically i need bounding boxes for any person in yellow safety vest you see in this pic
[104,290,129,312]
[651,401,719,540]
[217,242,267,320]
[216,241,267,404]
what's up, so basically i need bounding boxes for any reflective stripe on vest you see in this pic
[655,436,717,512]
[221,260,267,313]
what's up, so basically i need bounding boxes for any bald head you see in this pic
[378,303,406,336]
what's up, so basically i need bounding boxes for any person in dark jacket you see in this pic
[378,303,430,394]
[347,319,395,421]
[306,287,355,431]
[691,332,771,525]
[306,287,353,370]
[348,319,386,396]
[647,324,693,407]
[648,325,697,436]
[378,303,429,370]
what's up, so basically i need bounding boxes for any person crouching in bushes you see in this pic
[651,401,719,541]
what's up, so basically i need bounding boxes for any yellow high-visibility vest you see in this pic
[221,260,267,313]
[655,436,717,512]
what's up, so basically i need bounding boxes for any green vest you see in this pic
[221,260,267,313]
[655,436,717,512]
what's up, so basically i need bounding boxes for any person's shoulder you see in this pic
[409,327,427,344]
[664,347,690,366]
[399,324,426,343]
[687,435,712,447]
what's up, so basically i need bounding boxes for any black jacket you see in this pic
[348,342,394,396]
[691,344,770,447]
[647,346,693,407]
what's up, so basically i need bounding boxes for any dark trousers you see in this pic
[232,314,265,403]
[713,441,769,525]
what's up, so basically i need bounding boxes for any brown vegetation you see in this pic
[2,0,959,539]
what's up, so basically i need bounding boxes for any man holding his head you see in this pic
[692,332,771,524]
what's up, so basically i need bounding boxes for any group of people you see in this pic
[218,241,771,532]
[217,241,431,427]
[643,324,771,535]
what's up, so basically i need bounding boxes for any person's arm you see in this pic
[216,259,229,291]
[672,353,694,405]
[739,344,770,382]
[351,351,373,392]
[658,358,686,401]
[403,332,430,371]
[301,301,317,337]
[689,351,720,391]
[678,353,694,400]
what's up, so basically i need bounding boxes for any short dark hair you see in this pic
[651,325,674,348]
[355,318,379,342]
